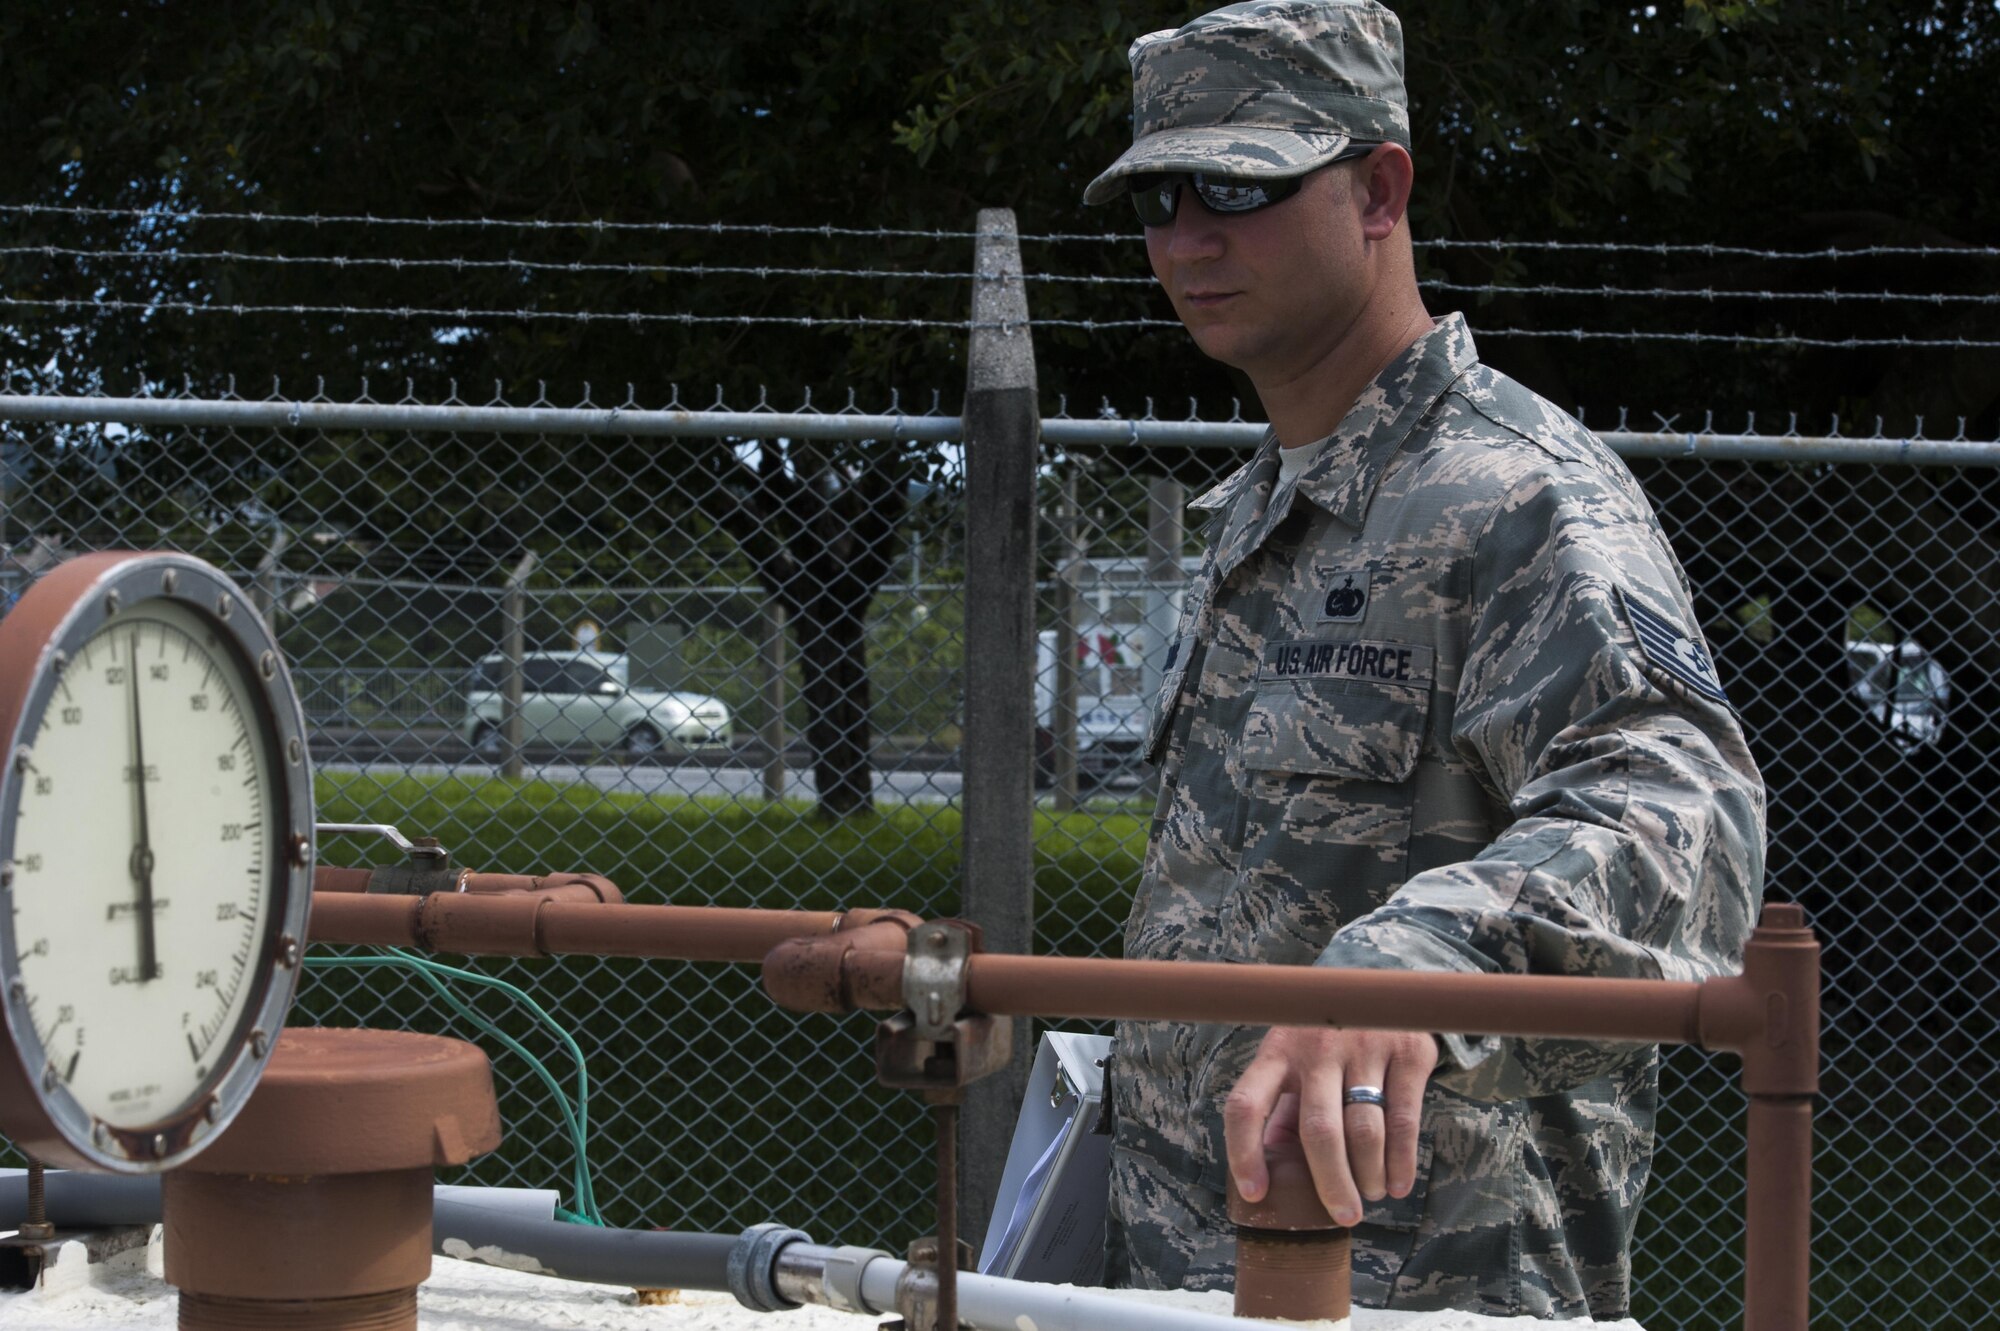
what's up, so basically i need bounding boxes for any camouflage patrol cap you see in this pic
[1082,0,1410,206]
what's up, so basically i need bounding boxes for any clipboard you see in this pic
[976,1030,1115,1284]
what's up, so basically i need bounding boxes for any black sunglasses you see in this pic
[1128,143,1379,228]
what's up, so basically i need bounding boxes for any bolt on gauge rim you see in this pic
[0,552,314,1172]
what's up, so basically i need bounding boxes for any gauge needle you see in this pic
[127,632,159,982]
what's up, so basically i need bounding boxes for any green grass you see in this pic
[299,770,1148,1245]
[308,772,1995,1324]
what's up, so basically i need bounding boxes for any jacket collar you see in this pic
[1188,313,1480,572]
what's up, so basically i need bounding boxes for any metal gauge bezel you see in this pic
[0,551,315,1172]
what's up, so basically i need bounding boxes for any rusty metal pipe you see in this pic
[310,893,423,947]
[1731,904,1820,1331]
[1744,1094,1812,1331]
[459,872,623,902]
[310,866,624,901]
[1228,1139,1349,1323]
[766,946,1708,1045]
[309,892,870,962]
[312,867,374,894]
[762,917,922,1013]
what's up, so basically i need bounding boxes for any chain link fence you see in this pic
[2,201,1994,1325]
[3,390,1993,1326]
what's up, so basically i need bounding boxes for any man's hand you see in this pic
[1224,1027,1437,1226]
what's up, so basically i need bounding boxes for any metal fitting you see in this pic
[727,1222,811,1313]
[893,1259,942,1331]
[820,1244,888,1314]
[903,920,974,1040]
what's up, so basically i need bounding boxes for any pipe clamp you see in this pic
[893,1259,942,1331]
[903,920,975,1039]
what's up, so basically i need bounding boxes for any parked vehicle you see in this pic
[462,652,731,759]
[1844,640,1950,749]
[1034,627,1153,789]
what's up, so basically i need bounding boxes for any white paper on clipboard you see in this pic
[976,1030,1114,1285]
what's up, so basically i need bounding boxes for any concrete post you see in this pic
[1050,465,1082,812]
[958,207,1038,1244]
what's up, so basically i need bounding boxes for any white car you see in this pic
[1845,640,1950,749]
[462,652,731,759]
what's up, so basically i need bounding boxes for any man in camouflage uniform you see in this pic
[1080,1,1765,1319]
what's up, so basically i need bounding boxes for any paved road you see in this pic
[321,757,965,803]
[318,758,1144,808]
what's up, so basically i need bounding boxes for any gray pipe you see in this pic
[432,1204,739,1291]
[772,1241,1279,1331]
[3,1171,1274,1329]
[0,1170,162,1228]
[2,1171,550,1228]
[2,1167,738,1293]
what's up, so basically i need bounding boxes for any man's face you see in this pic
[1142,163,1372,384]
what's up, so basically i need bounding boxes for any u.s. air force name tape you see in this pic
[1259,637,1435,687]
[1619,586,1729,705]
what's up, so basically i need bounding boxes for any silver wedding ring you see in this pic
[1343,1085,1386,1108]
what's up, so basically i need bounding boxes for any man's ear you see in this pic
[1358,144,1415,242]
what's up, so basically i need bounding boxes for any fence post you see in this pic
[959,206,1038,1243]
[760,598,789,802]
[501,551,538,781]
[249,522,290,634]
[1140,476,1184,799]
[1050,464,1082,811]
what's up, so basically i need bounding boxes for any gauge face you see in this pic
[0,553,313,1171]
[11,599,279,1127]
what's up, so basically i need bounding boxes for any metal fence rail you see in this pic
[8,391,1998,467]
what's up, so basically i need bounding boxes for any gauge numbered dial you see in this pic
[0,553,313,1171]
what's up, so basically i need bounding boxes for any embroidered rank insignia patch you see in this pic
[1317,569,1371,623]
[1620,587,1729,705]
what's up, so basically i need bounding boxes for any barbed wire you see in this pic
[0,202,990,242]
[0,295,978,331]
[9,296,1998,348]
[1415,278,2000,306]
[0,243,980,284]
[6,202,1997,260]
[1429,237,2000,260]
[1016,230,2000,259]
[1027,316,2000,348]
[10,244,1993,306]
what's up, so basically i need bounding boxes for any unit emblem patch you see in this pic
[1317,570,1372,623]
[1620,587,1729,705]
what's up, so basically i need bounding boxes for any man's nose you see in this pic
[1160,199,1227,265]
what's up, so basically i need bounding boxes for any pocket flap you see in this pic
[1240,676,1426,781]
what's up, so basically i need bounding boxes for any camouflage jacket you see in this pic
[1107,314,1766,1318]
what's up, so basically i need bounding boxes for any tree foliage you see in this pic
[3,2,1996,814]
[2,1,1992,422]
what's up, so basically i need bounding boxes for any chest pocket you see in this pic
[1222,670,1430,962]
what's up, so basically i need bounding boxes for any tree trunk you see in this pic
[720,440,905,822]
[796,603,876,819]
